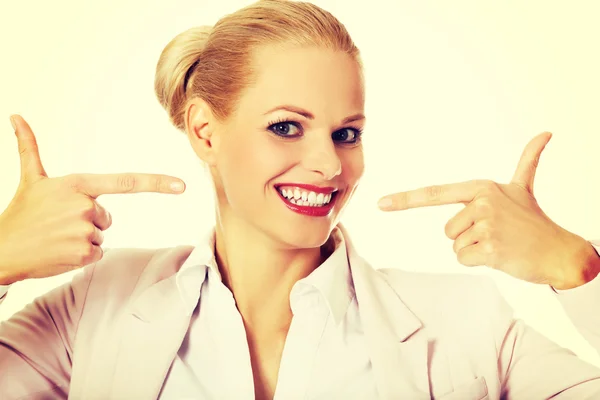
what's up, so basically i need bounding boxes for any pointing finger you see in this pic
[11,115,47,183]
[67,173,186,198]
[378,180,480,211]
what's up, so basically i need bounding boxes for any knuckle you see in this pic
[424,185,443,200]
[477,179,497,194]
[482,239,496,255]
[93,246,104,263]
[80,222,97,240]
[118,175,137,193]
[155,177,163,193]
[474,198,493,215]
[95,230,105,246]
[477,220,494,236]
[78,198,97,217]
[64,174,83,191]
[74,242,96,265]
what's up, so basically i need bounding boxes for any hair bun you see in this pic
[154,25,212,131]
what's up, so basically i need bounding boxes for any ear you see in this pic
[184,98,218,166]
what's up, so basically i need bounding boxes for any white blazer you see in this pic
[1,224,600,399]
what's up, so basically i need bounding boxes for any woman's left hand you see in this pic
[377,132,600,290]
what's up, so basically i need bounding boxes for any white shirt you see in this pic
[157,226,378,399]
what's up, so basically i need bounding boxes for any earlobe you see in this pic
[185,99,218,166]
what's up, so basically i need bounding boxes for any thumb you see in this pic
[510,131,552,194]
[11,115,47,183]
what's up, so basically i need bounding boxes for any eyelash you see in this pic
[267,118,363,145]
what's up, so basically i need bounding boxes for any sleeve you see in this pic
[552,240,600,351]
[0,285,9,302]
[480,278,600,398]
[0,266,94,399]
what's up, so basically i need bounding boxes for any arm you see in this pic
[480,278,600,399]
[0,266,93,399]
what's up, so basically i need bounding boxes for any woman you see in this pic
[1,0,600,398]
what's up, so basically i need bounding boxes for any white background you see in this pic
[0,0,598,366]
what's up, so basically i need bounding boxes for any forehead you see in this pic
[236,45,364,119]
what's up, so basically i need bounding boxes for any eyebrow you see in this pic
[264,105,366,124]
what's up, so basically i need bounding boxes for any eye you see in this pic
[268,121,302,137]
[332,128,362,144]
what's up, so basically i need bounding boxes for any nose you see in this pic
[301,135,342,181]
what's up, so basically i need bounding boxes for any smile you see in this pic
[275,184,338,217]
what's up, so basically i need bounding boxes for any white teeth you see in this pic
[277,187,336,207]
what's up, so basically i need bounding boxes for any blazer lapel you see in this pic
[109,274,193,399]
[339,224,431,399]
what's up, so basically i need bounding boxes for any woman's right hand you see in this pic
[0,115,186,285]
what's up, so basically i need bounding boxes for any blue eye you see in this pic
[268,121,301,137]
[332,128,362,144]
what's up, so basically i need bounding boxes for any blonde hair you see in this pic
[154,0,361,132]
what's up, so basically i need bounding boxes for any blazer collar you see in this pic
[129,245,196,322]
[338,223,422,340]
[78,246,197,400]
[338,223,431,399]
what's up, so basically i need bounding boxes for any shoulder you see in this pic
[91,246,194,285]
[376,267,501,302]
[374,268,513,338]
[78,245,194,312]
[375,268,499,298]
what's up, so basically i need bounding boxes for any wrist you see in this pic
[0,238,25,286]
[550,234,600,290]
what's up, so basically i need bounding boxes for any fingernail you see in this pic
[9,115,16,132]
[170,181,185,192]
[377,197,392,209]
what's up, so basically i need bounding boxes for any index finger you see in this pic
[66,173,186,198]
[378,180,479,211]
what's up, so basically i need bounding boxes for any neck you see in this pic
[213,213,331,334]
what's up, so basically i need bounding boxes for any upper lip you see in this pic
[275,183,338,194]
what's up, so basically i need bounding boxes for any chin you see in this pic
[272,223,334,250]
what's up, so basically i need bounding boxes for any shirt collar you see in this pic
[291,226,354,325]
[175,226,355,321]
[175,228,217,315]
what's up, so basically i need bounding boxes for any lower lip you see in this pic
[276,189,337,217]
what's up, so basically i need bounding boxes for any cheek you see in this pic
[341,147,365,185]
[216,131,295,198]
